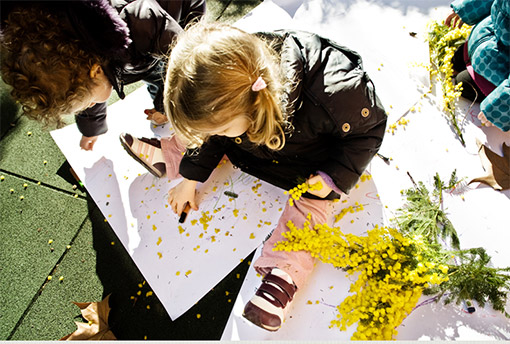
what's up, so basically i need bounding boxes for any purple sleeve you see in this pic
[317,171,343,195]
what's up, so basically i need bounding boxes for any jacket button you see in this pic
[342,123,350,132]
[361,108,370,117]
[234,137,242,144]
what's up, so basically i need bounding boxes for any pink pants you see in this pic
[160,135,331,289]
[253,197,330,289]
[160,136,186,180]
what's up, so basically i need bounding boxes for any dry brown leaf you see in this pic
[469,140,510,191]
[60,294,116,340]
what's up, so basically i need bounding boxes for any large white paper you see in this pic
[51,89,288,320]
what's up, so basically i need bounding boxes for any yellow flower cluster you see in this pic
[334,202,364,223]
[388,117,410,135]
[274,222,449,340]
[427,20,471,144]
[284,181,323,206]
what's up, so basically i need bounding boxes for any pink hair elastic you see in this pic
[251,76,267,92]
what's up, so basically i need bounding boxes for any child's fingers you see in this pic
[167,192,178,214]
[80,135,97,150]
[189,199,199,211]
[147,111,168,125]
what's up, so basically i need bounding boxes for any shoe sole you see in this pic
[119,135,163,178]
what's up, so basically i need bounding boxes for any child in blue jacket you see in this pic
[446,0,510,131]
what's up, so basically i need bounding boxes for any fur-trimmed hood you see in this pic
[1,0,131,61]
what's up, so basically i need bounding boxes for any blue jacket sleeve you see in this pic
[451,0,493,25]
[481,75,510,132]
[492,0,510,46]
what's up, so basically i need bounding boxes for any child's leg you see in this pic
[253,196,330,289]
[455,70,486,103]
[160,135,186,180]
[242,197,330,331]
[452,43,466,74]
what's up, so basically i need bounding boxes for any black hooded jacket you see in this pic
[1,0,205,137]
[179,31,387,197]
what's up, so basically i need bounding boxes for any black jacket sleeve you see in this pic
[179,136,227,182]
[75,0,205,137]
[75,102,108,137]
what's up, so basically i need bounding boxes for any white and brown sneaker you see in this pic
[242,268,297,331]
[119,133,166,178]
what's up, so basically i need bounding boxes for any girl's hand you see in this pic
[144,108,169,125]
[478,111,495,127]
[445,11,464,29]
[306,174,333,198]
[80,135,98,150]
[168,178,199,216]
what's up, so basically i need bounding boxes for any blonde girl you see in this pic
[122,21,387,331]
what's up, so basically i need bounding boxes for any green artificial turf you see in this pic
[0,78,21,138]
[0,174,88,339]
[8,216,104,341]
[0,115,84,195]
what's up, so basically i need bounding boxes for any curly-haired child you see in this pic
[0,0,205,150]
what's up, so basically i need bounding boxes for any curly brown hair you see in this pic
[1,5,104,127]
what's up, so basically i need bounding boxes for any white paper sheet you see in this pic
[51,88,288,320]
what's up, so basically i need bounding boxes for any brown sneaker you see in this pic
[119,133,166,178]
[242,268,297,331]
